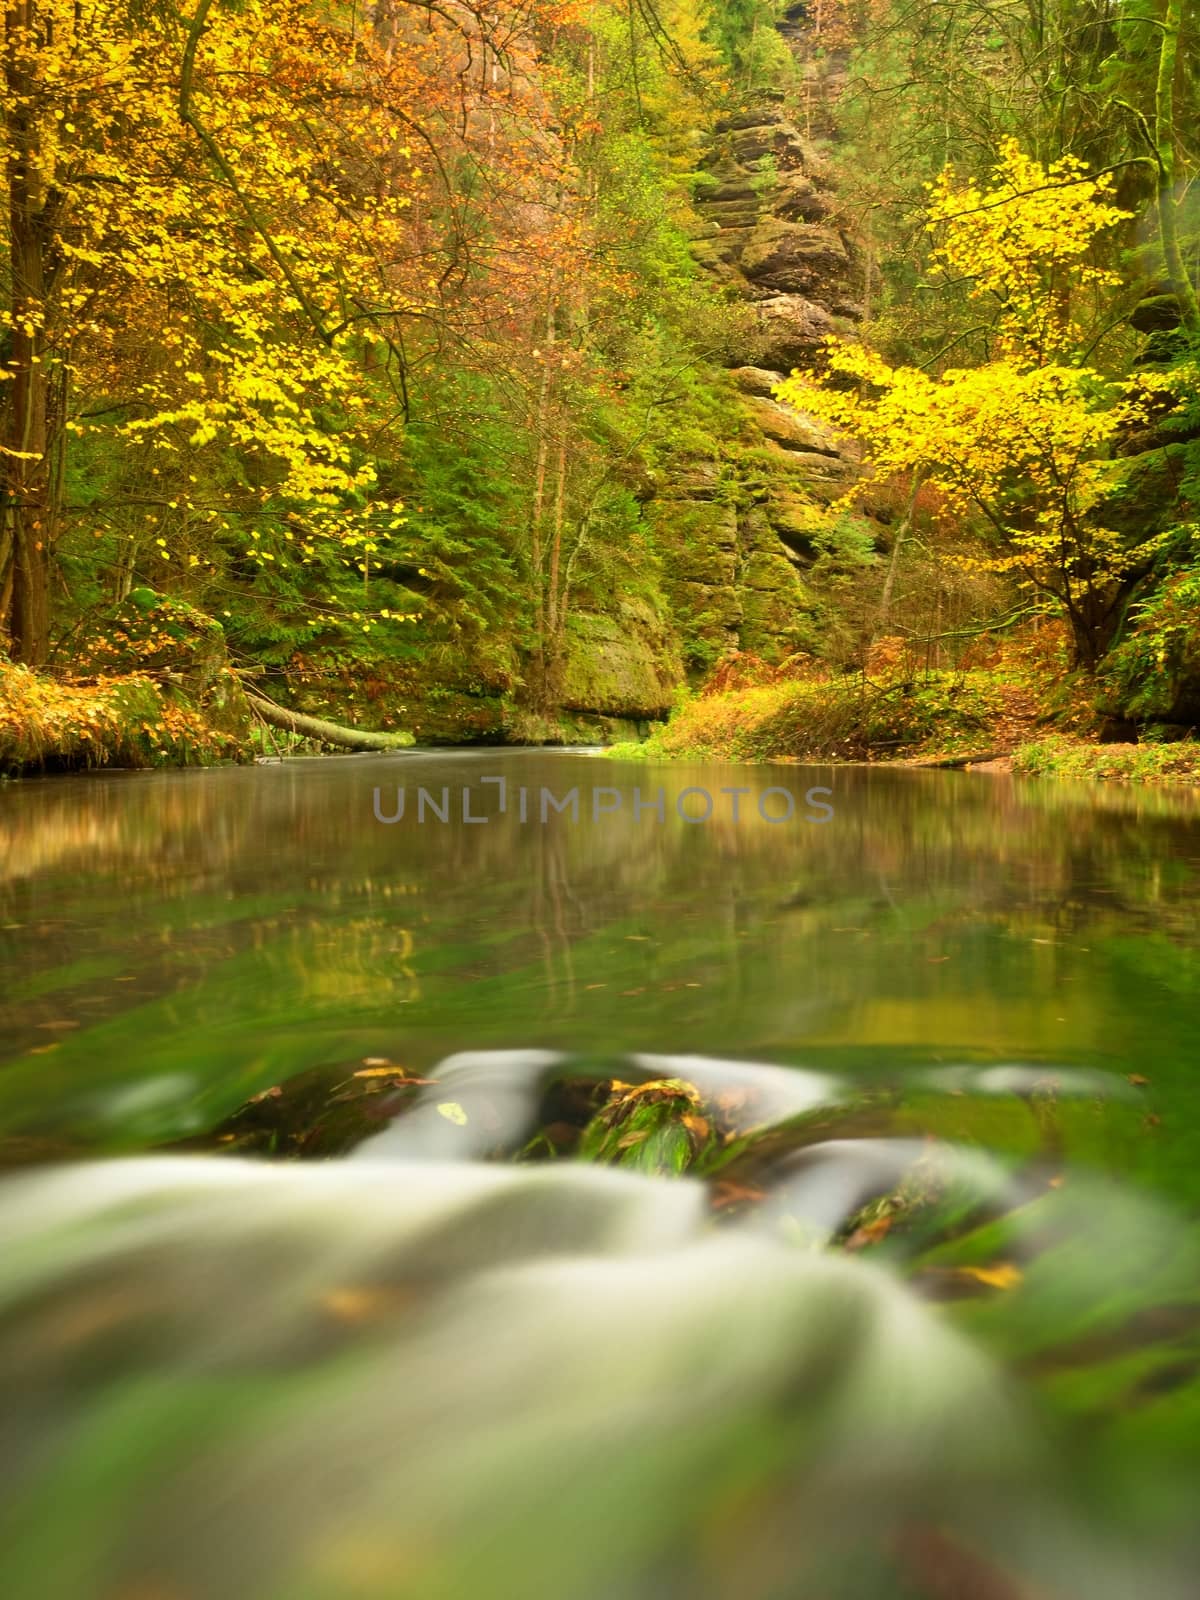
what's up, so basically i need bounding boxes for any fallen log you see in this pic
[245,689,414,752]
[903,750,1006,770]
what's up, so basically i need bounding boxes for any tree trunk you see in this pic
[2,0,54,664]
[544,427,568,700]
[1155,0,1200,336]
[527,286,557,705]
[876,472,922,635]
[245,690,414,751]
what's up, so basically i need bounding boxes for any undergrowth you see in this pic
[1013,735,1200,785]
[609,628,1099,765]
[0,661,248,776]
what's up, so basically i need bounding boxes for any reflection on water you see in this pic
[3,752,1200,1182]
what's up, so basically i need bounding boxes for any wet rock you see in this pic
[767,490,822,553]
[656,498,739,581]
[708,178,761,204]
[665,460,726,500]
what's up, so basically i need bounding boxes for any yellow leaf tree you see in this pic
[2,0,579,663]
[777,141,1187,668]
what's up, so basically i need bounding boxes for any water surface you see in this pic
[3,750,1200,1191]
[5,752,1200,1597]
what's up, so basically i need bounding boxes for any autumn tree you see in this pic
[0,0,597,666]
[832,0,1200,372]
[779,142,1192,668]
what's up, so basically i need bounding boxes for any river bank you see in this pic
[9,650,1200,788]
[606,635,1200,787]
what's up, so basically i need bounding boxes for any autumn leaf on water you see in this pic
[436,1102,468,1125]
[951,1262,1023,1290]
[845,1215,895,1251]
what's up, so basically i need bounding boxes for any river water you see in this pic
[2,751,1200,1597]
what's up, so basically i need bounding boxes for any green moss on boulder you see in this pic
[560,598,683,719]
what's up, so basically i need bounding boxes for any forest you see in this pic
[1,0,1197,773]
[5,8,1200,1599]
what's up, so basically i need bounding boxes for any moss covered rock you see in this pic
[738,549,818,659]
[560,597,683,719]
[0,661,249,774]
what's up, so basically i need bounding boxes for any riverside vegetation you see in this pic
[3,0,1199,777]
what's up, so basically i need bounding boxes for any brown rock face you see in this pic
[739,395,846,458]
[660,25,868,670]
[741,219,851,296]
[752,295,838,372]
[730,365,788,397]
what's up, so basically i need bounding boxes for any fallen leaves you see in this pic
[953,1262,1024,1291]
[845,1215,895,1251]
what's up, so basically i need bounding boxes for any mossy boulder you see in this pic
[0,661,249,774]
[1095,444,1190,541]
[1129,293,1182,333]
[560,598,683,719]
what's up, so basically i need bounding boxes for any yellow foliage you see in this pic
[926,137,1131,360]
[0,0,440,564]
[774,140,1194,661]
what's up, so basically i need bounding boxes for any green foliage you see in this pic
[578,1078,719,1174]
[705,0,796,89]
[1105,562,1200,700]
[1013,734,1200,783]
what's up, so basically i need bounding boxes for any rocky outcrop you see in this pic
[737,391,847,458]
[560,596,683,720]
[654,32,866,670]
[652,455,825,671]
[690,94,863,349]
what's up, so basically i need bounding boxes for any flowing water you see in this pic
[2,751,1200,1597]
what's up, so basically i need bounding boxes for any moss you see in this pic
[737,549,819,660]
[559,601,683,719]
